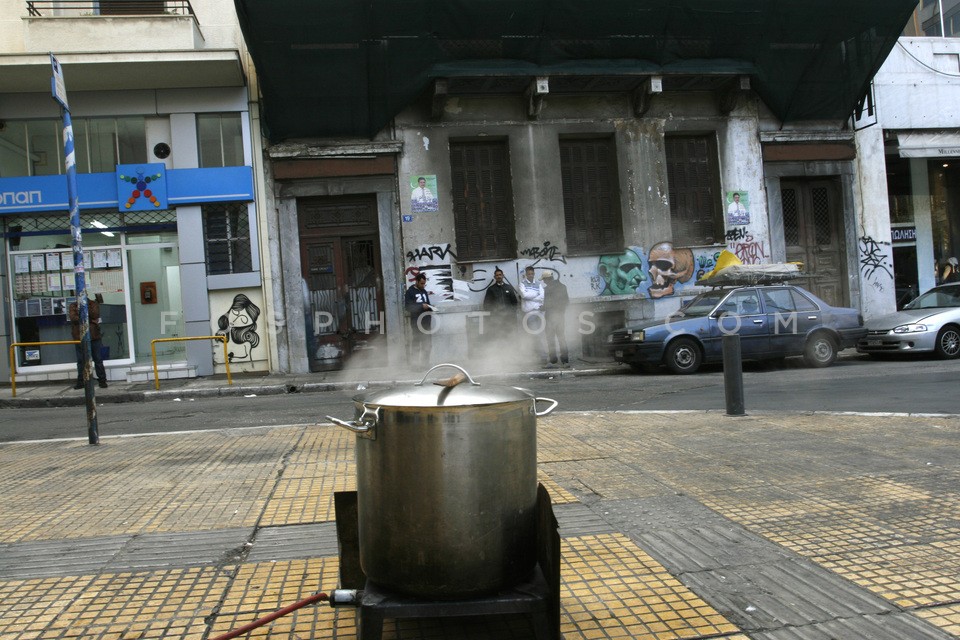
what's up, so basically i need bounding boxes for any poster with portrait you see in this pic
[725,191,750,225]
[410,175,439,213]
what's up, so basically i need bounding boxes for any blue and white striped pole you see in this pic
[53,54,98,444]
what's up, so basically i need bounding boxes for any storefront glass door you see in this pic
[126,233,183,363]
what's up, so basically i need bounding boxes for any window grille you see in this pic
[203,203,252,275]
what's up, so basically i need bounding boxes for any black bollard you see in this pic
[722,334,745,416]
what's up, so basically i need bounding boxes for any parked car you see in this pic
[608,284,867,374]
[857,282,960,359]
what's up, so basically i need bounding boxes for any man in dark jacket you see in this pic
[541,272,570,368]
[69,294,108,389]
[404,273,433,367]
[482,267,519,343]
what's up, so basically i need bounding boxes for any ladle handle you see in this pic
[416,363,479,387]
[534,397,559,416]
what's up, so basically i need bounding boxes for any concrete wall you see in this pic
[1,0,243,54]
[873,38,960,129]
[393,90,771,363]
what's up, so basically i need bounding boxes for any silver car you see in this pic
[857,283,960,359]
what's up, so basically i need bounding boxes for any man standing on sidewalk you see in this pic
[519,265,546,365]
[541,271,570,368]
[69,294,108,389]
[404,273,434,368]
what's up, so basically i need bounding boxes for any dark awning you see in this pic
[234,0,916,142]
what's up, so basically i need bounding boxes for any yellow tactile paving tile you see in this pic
[0,429,298,543]
[560,534,739,639]
[0,575,95,639]
[288,427,355,468]
[816,539,960,608]
[258,467,356,526]
[0,568,230,640]
[536,417,607,464]
[537,469,579,505]
[540,458,672,500]
[209,533,741,640]
[914,603,960,636]
[212,557,349,639]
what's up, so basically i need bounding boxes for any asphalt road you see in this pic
[1,353,958,442]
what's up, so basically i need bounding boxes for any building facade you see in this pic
[236,0,914,373]
[868,35,960,308]
[0,0,273,384]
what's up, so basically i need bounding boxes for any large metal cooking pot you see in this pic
[327,363,557,599]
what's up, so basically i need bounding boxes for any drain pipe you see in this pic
[210,591,334,640]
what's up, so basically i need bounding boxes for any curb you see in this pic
[1,366,626,409]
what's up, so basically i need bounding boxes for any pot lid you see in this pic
[355,364,535,408]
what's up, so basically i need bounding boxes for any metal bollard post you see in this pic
[722,334,745,416]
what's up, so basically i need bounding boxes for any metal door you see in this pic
[298,197,383,371]
[781,179,848,306]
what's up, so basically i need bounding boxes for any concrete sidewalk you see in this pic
[1,407,959,639]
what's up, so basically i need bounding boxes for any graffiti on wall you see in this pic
[406,244,457,263]
[646,242,695,298]
[519,241,567,263]
[695,251,721,281]
[858,235,893,283]
[215,293,261,363]
[405,243,466,302]
[405,240,730,306]
[597,248,646,295]
[725,227,767,265]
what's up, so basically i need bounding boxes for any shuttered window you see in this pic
[665,135,722,246]
[560,138,623,254]
[450,140,516,261]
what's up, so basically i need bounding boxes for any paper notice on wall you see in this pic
[14,255,30,274]
[48,273,62,291]
[31,254,46,273]
[93,250,108,269]
[86,270,125,294]
[46,253,61,272]
[31,273,46,294]
[14,274,30,296]
[106,249,122,268]
[62,272,74,292]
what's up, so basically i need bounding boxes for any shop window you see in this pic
[198,114,244,168]
[450,140,516,261]
[203,203,252,275]
[665,134,723,246]
[0,117,145,176]
[560,137,623,254]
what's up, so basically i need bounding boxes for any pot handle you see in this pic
[326,405,379,440]
[416,363,480,387]
[534,397,559,417]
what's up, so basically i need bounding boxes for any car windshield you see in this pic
[904,287,960,310]
[676,291,728,317]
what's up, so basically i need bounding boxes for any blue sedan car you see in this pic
[608,284,867,374]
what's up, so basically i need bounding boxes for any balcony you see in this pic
[22,0,205,53]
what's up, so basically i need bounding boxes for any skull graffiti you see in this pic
[647,242,695,298]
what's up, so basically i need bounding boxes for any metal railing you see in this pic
[26,0,194,18]
[9,340,79,398]
[151,336,232,391]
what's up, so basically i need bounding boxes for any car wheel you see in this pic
[664,337,702,374]
[934,325,960,359]
[804,332,837,367]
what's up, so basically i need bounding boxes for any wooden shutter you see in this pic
[560,138,623,254]
[450,140,516,261]
[665,135,722,245]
